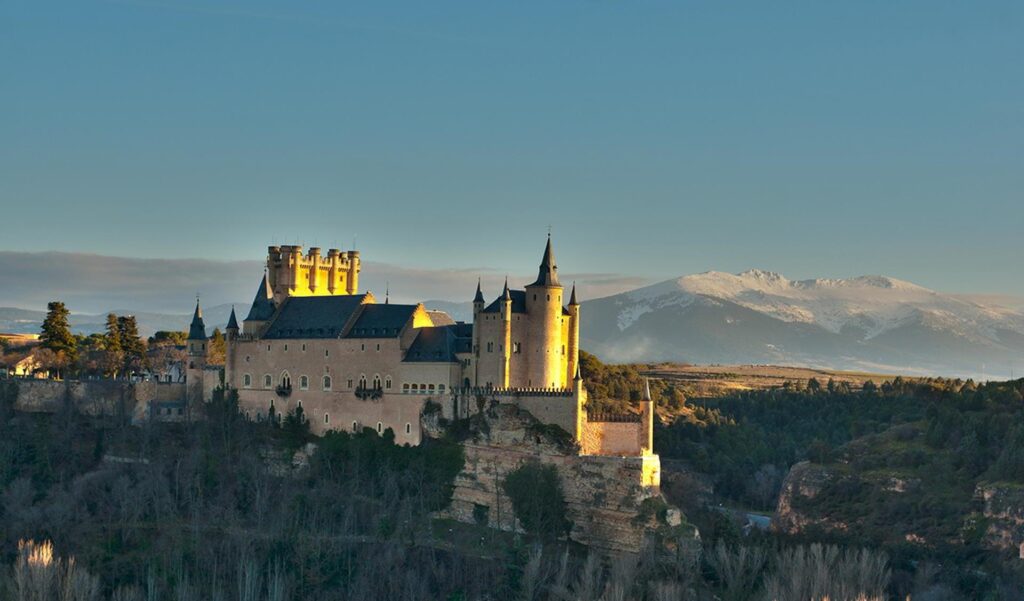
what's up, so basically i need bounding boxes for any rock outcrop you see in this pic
[773,461,846,535]
[436,404,696,553]
[976,483,1024,557]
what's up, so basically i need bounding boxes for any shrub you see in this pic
[502,461,571,539]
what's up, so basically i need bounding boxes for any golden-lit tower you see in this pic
[566,282,580,387]
[524,235,565,389]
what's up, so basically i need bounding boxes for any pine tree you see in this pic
[118,315,147,376]
[39,301,77,373]
[102,313,125,378]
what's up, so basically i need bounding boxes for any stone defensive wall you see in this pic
[447,386,580,439]
[7,378,185,419]
[581,413,646,457]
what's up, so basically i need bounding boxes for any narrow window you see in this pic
[284,344,288,352]
[267,344,271,351]
[376,422,383,434]
[325,349,329,357]
[352,421,358,432]
[301,344,306,352]
[359,375,367,389]
[373,374,381,389]
[264,374,272,388]
[297,399,302,408]
[405,423,411,435]
[385,376,392,390]
[347,378,353,388]
[323,376,332,390]
[361,343,365,351]
[300,375,309,390]
[324,413,330,425]
[376,343,380,352]
[243,374,252,388]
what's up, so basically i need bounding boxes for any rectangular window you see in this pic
[347,379,354,388]
[325,349,329,357]
[324,413,329,424]
[487,342,493,353]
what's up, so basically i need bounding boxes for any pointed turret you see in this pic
[474,278,485,304]
[226,306,239,332]
[245,271,276,322]
[641,377,654,455]
[501,277,512,301]
[530,234,560,287]
[569,282,578,306]
[643,377,652,401]
[188,299,207,340]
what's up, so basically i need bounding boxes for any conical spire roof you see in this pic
[188,299,207,340]
[501,277,512,301]
[643,378,652,401]
[226,306,239,331]
[245,272,276,321]
[569,282,578,306]
[529,234,560,287]
[474,278,485,303]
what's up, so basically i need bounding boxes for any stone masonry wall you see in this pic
[581,420,645,456]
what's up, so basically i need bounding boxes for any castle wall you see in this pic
[229,336,450,445]
[12,378,145,419]
[581,420,646,456]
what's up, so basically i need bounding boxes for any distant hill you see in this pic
[580,270,1024,378]
[0,303,249,338]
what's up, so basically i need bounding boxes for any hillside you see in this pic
[582,270,1024,378]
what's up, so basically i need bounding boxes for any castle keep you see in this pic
[186,236,655,456]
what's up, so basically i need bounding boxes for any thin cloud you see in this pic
[0,251,648,314]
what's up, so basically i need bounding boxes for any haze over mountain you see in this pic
[581,270,1024,379]
[4,263,1022,379]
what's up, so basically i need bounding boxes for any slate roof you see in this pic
[481,289,527,314]
[481,289,572,316]
[226,307,239,330]
[245,273,276,322]
[345,304,418,338]
[530,235,560,287]
[262,295,369,339]
[403,324,471,362]
[188,302,207,340]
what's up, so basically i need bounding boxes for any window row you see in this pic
[242,372,393,391]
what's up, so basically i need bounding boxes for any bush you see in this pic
[502,461,570,539]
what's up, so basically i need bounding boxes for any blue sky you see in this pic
[2,0,1022,299]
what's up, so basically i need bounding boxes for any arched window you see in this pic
[411,383,418,392]
[376,422,383,434]
[323,376,332,391]
[296,399,302,408]
[264,374,272,388]
[373,374,382,390]
[324,413,330,425]
[352,421,358,432]
[243,374,252,388]
[299,375,309,390]
[403,383,410,393]
[280,372,291,388]
[385,376,392,390]
[428,384,435,392]
[359,374,367,389]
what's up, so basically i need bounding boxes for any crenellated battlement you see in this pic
[266,245,360,302]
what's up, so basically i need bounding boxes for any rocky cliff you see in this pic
[428,403,697,554]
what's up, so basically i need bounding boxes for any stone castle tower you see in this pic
[185,299,208,405]
[265,245,360,304]
[472,236,580,390]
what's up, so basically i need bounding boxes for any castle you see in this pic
[185,236,655,457]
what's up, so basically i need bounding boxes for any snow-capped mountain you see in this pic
[581,270,1024,378]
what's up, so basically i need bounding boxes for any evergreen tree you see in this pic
[101,313,124,378]
[39,301,77,375]
[117,315,147,375]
